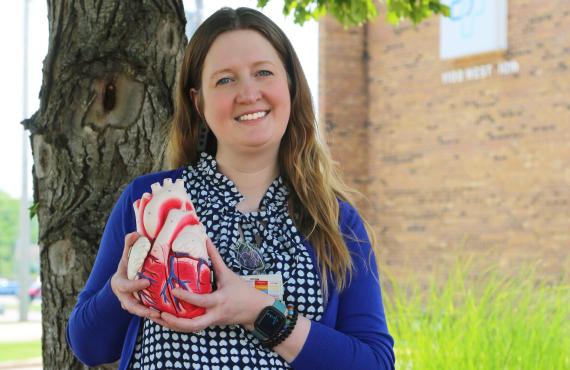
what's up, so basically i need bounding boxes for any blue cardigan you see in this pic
[66,168,395,369]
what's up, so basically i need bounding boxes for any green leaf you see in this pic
[260,0,449,27]
[257,0,270,8]
[386,11,401,25]
[28,202,39,219]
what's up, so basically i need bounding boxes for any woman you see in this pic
[67,7,395,370]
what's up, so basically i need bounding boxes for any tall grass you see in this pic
[0,340,41,363]
[384,260,569,370]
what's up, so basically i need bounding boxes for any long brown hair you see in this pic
[167,7,373,296]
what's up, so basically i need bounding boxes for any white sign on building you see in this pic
[440,0,508,60]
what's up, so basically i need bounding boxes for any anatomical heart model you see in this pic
[127,178,212,318]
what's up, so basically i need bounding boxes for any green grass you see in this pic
[4,301,42,312]
[384,261,570,370]
[0,340,41,363]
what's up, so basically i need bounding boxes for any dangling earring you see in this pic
[197,120,209,152]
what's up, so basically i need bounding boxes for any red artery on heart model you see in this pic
[127,178,212,318]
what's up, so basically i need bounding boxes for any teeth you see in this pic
[238,111,267,121]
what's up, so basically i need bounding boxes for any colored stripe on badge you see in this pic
[254,280,269,293]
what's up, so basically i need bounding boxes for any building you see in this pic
[320,1,570,280]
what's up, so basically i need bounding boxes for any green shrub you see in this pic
[384,260,569,370]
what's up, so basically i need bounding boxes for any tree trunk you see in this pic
[24,1,187,368]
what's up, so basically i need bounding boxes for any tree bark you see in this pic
[24,1,187,368]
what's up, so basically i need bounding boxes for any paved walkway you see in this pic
[0,297,43,369]
[0,321,42,342]
[0,359,43,370]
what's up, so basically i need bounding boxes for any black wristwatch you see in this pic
[251,300,287,342]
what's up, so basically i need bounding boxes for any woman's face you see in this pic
[196,30,291,157]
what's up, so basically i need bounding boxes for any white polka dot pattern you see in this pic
[128,153,324,369]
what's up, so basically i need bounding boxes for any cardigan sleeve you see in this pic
[290,201,395,370]
[66,182,137,366]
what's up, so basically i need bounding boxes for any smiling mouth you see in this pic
[235,110,269,122]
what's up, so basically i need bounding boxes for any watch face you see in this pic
[256,307,286,337]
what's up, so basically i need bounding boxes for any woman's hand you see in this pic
[158,239,274,333]
[110,232,162,321]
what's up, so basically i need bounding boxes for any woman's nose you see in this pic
[236,80,261,104]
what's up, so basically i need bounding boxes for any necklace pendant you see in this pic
[233,239,265,272]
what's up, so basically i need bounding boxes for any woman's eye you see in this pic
[216,77,232,86]
[257,70,273,77]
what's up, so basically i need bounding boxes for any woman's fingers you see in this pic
[148,316,170,328]
[116,275,150,294]
[114,234,236,325]
[172,288,218,308]
[112,232,154,319]
[116,232,141,274]
[121,294,154,317]
[206,238,228,274]
[122,232,140,259]
[113,277,160,319]
[166,288,225,331]
[160,311,216,333]
[133,304,160,320]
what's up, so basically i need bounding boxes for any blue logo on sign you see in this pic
[449,0,486,38]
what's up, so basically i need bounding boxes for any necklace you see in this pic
[231,222,271,273]
[232,238,267,273]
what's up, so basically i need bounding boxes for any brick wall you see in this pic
[320,2,570,280]
[319,17,371,215]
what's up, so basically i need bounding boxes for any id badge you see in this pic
[241,272,284,301]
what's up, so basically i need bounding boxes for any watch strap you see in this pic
[251,299,287,341]
[262,304,298,348]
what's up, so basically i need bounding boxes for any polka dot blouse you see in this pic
[128,153,325,370]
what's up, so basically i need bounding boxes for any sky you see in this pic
[0,0,318,199]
